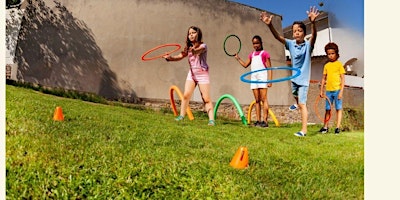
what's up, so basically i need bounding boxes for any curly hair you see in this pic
[324,42,340,58]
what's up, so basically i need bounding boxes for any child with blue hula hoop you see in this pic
[234,35,272,128]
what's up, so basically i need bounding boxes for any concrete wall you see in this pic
[14,0,294,106]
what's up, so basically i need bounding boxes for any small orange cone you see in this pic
[53,106,64,121]
[230,146,249,169]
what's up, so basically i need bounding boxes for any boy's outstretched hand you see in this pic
[307,6,320,22]
[259,11,273,25]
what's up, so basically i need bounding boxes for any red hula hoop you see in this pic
[141,43,181,61]
[314,95,333,123]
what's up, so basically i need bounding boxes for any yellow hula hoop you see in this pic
[247,100,280,127]
[169,85,194,120]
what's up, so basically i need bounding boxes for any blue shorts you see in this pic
[291,82,309,105]
[325,90,342,110]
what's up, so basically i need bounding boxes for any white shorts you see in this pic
[250,71,267,89]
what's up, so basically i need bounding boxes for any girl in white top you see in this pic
[234,35,272,128]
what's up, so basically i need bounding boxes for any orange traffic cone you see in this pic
[230,146,249,169]
[53,106,64,121]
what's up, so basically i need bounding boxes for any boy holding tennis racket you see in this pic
[163,26,215,126]
[260,6,320,137]
[319,42,345,134]
[234,35,272,128]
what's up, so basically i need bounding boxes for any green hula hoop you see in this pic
[223,34,241,57]
[214,94,247,125]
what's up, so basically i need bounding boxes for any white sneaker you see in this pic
[294,131,306,137]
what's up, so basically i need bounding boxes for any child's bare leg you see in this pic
[252,89,261,122]
[299,103,308,133]
[198,83,214,121]
[336,109,342,129]
[323,110,331,128]
[260,88,269,122]
[180,80,196,117]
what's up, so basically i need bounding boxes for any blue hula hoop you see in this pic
[240,66,301,84]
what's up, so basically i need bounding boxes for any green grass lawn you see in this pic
[6,85,364,199]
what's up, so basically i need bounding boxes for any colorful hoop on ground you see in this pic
[240,66,301,84]
[314,95,332,123]
[169,85,194,120]
[247,100,280,127]
[223,34,241,57]
[141,43,181,61]
[213,94,247,125]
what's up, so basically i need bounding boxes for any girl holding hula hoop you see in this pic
[163,26,215,126]
[234,35,272,128]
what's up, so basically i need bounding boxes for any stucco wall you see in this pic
[14,0,295,106]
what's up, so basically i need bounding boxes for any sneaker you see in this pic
[208,120,215,126]
[253,121,260,127]
[334,128,340,134]
[175,115,184,121]
[289,104,298,111]
[294,131,306,137]
[319,127,328,133]
[259,121,268,128]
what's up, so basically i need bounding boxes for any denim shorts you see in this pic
[291,82,309,105]
[325,90,342,110]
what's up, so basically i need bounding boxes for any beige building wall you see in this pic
[15,0,293,105]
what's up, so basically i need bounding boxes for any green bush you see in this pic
[341,107,364,131]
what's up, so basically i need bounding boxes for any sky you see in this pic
[231,0,364,33]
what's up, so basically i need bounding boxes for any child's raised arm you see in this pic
[307,6,320,46]
[260,12,285,44]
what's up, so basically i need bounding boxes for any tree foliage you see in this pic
[6,0,22,8]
